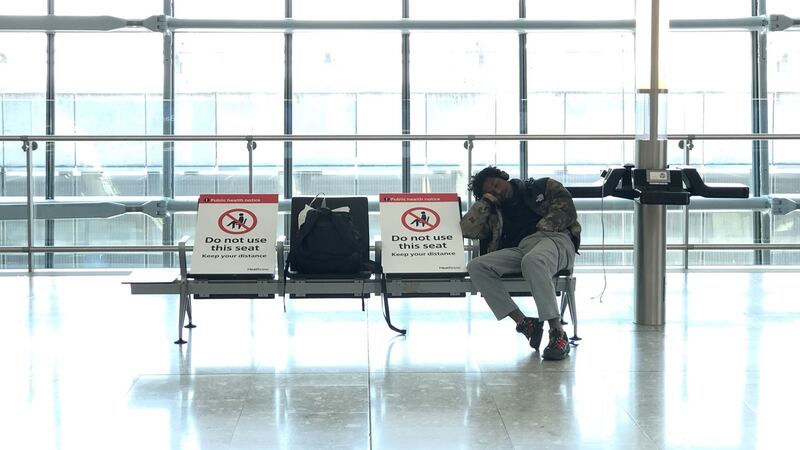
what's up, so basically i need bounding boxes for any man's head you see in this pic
[468,166,513,202]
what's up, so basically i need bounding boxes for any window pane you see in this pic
[55,33,162,169]
[768,0,800,16]
[55,0,162,16]
[410,0,517,19]
[293,32,401,198]
[174,33,283,170]
[1,34,46,268]
[528,32,634,176]
[294,0,396,19]
[664,31,751,264]
[527,0,633,20]
[767,31,800,265]
[1,1,46,14]
[769,33,800,164]
[56,34,162,93]
[411,32,518,197]
[668,33,751,166]
[1,33,47,94]
[44,33,162,263]
[688,211,754,265]
[527,31,633,265]
[174,33,284,244]
[669,0,750,19]
[174,0,282,19]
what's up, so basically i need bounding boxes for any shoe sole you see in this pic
[542,337,571,360]
[542,350,569,361]
[530,322,544,351]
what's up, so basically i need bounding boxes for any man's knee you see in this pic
[467,256,490,276]
[521,252,549,273]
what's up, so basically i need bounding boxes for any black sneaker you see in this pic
[542,328,570,361]
[515,317,544,351]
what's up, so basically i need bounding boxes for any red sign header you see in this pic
[380,193,458,203]
[198,194,279,204]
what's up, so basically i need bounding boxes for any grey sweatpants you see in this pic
[467,231,575,321]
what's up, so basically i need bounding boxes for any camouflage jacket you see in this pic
[460,177,582,253]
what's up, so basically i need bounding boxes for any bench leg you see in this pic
[382,294,407,335]
[559,293,569,325]
[185,295,197,329]
[174,282,189,345]
[565,288,581,342]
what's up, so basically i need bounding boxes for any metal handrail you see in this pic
[2,133,800,142]
[1,15,797,33]
[2,243,800,254]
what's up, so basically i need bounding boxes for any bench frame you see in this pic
[126,237,579,345]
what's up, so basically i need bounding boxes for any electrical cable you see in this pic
[589,170,608,303]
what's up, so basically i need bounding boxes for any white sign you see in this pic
[191,194,279,276]
[379,193,466,274]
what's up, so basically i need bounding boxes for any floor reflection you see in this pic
[0,272,798,449]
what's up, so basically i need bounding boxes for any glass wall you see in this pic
[526,31,635,266]
[411,31,518,197]
[767,3,800,264]
[292,32,401,197]
[47,33,163,268]
[173,32,284,245]
[1,1,799,269]
[0,34,46,268]
[667,32,754,265]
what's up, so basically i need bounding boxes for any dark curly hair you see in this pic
[467,166,509,200]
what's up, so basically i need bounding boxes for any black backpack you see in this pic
[288,199,364,274]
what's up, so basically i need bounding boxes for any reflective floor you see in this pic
[1,272,799,449]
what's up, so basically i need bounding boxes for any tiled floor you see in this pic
[1,271,799,449]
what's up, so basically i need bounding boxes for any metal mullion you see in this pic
[284,32,292,198]
[402,0,410,193]
[751,0,771,265]
[45,0,55,269]
[162,0,175,268]
[519,0,528,180]
[283,0,293,239]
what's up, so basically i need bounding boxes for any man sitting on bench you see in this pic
[461,166,582,360]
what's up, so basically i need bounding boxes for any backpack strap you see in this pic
[294,206,325,248]
[308,192,325,208]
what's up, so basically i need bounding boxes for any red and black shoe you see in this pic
[515,317,544,351]
[542,328,571,360]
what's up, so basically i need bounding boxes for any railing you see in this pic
[1,132,799,271]
[1,15,797,33]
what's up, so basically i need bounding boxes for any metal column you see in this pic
[634,0,667,325]
[634,141,667,325]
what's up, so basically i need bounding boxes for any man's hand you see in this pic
[482,193,500,206]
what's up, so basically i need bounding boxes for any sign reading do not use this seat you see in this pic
[191,194,278,276]
[379,193,466,274]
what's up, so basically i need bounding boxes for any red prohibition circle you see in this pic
[218,208,258,234]
[401,207,440,232]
